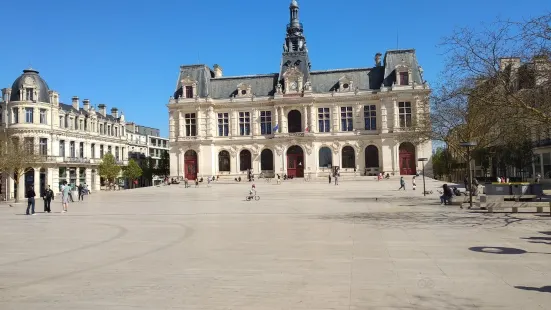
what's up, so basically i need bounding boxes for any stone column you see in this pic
[380,99,388,133]
[169,112,176,140]
[332,104,339,132]
[17,174,24,201]
[33,168,40,196]
[178,111,184,137]
[252,109,259,136]
[309,104,316,133]
[206,107,213,137]
[85,168,92,188]
[232,110,238,136]
[354,103,362,131]
[303,105,308,132]
[196,107,203,138]
[392,97,399,129]
[274,107,279,133]
[7,172,14,200]
[282,107,288,133]
[75,167,80,186]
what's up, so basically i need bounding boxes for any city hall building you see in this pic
[167,0,432,180]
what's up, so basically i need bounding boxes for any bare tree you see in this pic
[0,138,44,202]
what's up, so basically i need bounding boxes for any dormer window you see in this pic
[237,83,252,97]
[338,76,353,92]
[180,76,197,99]
[399,72,409,85]
[25,88,34,101]
[395,65,412,86]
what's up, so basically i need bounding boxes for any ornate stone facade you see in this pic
[0,68,130,200]
[167,1,432,180]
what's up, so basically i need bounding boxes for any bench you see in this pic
[448,195,472,206]
[482,201,551,213]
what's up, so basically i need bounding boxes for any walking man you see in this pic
[61,181,70,213]
[78,184,84,201]
[398,177,406,190]
[42,185,54,213]
[26,185,36,215]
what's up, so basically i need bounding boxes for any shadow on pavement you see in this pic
[514,285,551,293]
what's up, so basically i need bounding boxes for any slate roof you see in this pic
[59,103,119,122]
[172,49,425,99]
[10,69,51,103]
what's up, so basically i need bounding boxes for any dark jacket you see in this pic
[43,189,54,200]
[26,189,36,199]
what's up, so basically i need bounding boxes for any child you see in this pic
[412,176,417,190]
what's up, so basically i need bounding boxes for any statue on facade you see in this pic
[304,79,312,91]
[283,42,289,52]
[276,83,283,94]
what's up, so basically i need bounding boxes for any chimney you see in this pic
[98,104,106,117]
[111,107,119,118]
[213,64,223,78]
[82,99,90,111]
[375,53,382,67]
[72,96,79,110]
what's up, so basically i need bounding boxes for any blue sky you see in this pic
[0,0,548,137]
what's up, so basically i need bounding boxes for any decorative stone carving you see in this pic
[251,144,261,156]
[304,144,313,155]
[338,75,353,92]
[229,145,238,156]
[276,83,283,94]
[331,141,341,154]
[304,79,312,91]
[275,145,284,156]
[237,83,252,97]
[282,66,303,94]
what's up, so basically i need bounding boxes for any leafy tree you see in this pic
[123,159,143,187]
[156,151,170,178]
[0,138,43,202]
[99,153,121,186]
[140,156,156,186]
[432,147,457,181]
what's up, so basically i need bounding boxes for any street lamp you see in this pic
[460,141,477,209]
[418,158,428,196]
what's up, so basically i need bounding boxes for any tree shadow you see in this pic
[515,285,551,293]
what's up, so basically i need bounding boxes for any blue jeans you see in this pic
[440,195,451,204]
[26,197,35,214]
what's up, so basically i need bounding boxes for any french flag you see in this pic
[273,124,279,132]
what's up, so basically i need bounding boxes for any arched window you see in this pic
[239,150,252,171]
[342,146,355,168]
[288,110,302,133]
[260,149,274,171]
[218,151,230,172]
[319,147,332,168]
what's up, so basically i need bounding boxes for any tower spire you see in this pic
[290,0,300,27]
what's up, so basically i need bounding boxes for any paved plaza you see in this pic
[0,178,550,309]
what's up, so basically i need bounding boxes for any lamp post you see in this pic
[460,142,477,209]
[418,158,428,196]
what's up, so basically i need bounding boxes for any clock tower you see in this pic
[279,0,311,95]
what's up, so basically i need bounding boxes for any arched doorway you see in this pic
[218,150,230,172]
[239,150,252,171]
[342,146,356,168]
[288,110,302,133]
[365,145,379,168]
[286,145,304,177]
[184,150,198,180]
[399,142,416,175]
[319,147,332,168]
[260,149,274,171]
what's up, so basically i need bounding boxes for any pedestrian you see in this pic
[61,181,70,213]
[26,185,36,215]
[334,171,339,185]
[328,174,332,184]
[207,176,211,187]
[412,176,417,190]
[42,185,54,213]
[68,184,75,202]
[78,184,84,201]
[398,177,406,190]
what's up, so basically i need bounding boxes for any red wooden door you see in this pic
[399,152,415,175]
[184,158,198,180]
[287,154,304,178]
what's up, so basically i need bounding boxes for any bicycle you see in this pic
[245,194,260,201]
